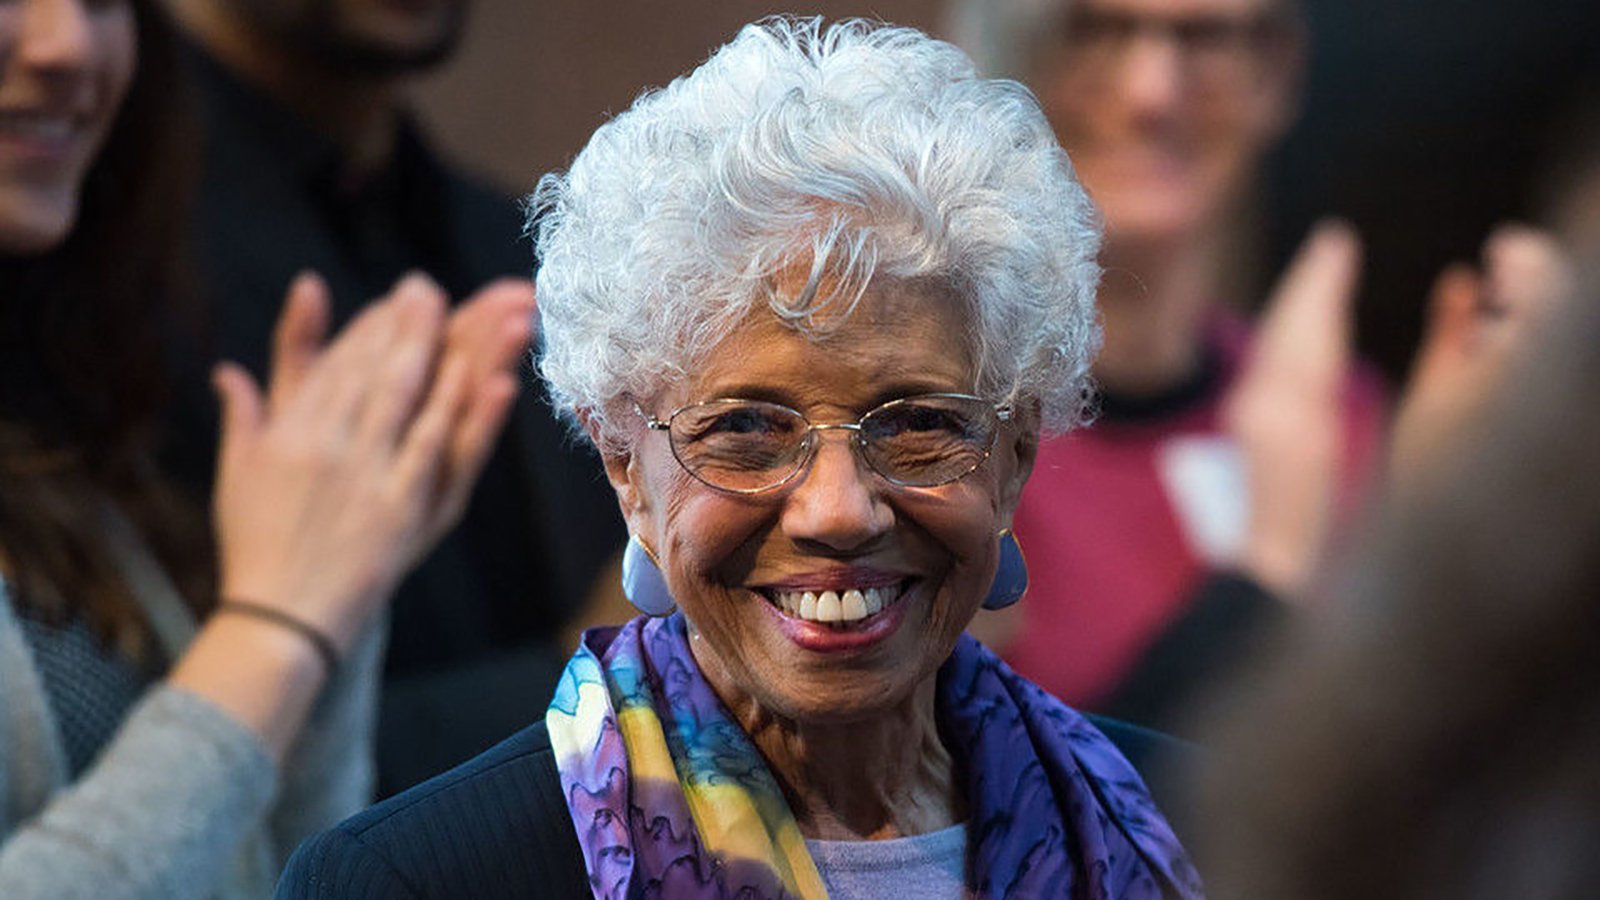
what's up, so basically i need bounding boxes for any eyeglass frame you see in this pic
[632,392,1016,495]
[1048,4,1298,88]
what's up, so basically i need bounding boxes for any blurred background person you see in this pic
[162,0,626,796]
[0,0,529,895]
[945,0,1387,723]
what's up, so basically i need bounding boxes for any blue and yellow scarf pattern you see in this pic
[547,614,1203,899]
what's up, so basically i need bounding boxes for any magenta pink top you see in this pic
[1006,313,1389,706]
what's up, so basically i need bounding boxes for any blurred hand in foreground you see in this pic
[1224,220,1362,597]
[211,272,535,652]
[1391,225,1573,488]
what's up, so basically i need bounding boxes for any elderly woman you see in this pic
[278,18,1201,900]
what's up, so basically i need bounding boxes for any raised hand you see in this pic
[210,273,533,652]
[167,272,532,758]
[1223,220,1362,597]
[1390,225,1572,488]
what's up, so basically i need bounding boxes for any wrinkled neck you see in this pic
[693,641,965,841]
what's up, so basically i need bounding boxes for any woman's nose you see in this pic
[21,0,95,73]
[779,433,893,552]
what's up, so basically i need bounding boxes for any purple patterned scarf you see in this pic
[547,614,1205,899]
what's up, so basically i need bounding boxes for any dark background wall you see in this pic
[412,2,944,193]
[1266,0,1600,382]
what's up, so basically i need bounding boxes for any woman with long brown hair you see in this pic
[0,1,529,896]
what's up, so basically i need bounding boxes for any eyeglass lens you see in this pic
[1060,5,1284,85]
[666,396,998,492]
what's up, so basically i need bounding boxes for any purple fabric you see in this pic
[552,615,1205,899]
[938,633,1204,898]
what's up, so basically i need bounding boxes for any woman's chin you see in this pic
[712,586,952,724]
[0,194,76,256]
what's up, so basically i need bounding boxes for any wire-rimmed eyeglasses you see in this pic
[634,393,1014,494]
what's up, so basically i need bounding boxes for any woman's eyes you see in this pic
[871,406,965,436]
[693,408,793,438]
[712,410,775,433]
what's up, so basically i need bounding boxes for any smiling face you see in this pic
[1030,0,1300,247]
[0,0,136,255]
[603,279,1038,724]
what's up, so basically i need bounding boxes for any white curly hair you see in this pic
[530,16,1102,452]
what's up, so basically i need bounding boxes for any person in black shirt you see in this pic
[164,0,626,796]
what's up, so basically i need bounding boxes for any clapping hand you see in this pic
[210,272,535,653]
[1390,225,1573,489]
[1223,220,1362,597]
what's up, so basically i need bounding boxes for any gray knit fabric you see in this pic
[15,612,154,777]
[0,573,382,900]
[806,823,973,900]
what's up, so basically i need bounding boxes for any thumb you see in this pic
[1243,220,1362,404]
[269,271,332,415]
[213,361,265,468]
[1420,263,1482,368]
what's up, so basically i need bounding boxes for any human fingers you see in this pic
[388,360,519,560]
[213,361,266,477]
[389,355,471,520]
[431,371,520,534]
[351,274,449,451]
[288,273,435,431]
[268,272,332,417]
[1480,224,1572,342]
[1221,222,1361,597]
[1419,263,1482,367]
[1226,222,1362,437]
[1389,264,1484,487]
[1254,220,1362,381]
[445,279,536,386]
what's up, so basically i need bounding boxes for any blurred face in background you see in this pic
[0,0,135,255]
[1031,0,1301,247]
[228,0,470,75]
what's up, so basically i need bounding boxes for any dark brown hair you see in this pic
[0,0,212,658]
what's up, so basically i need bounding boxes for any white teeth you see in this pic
[816,591,842,622]
[770,583,903,625]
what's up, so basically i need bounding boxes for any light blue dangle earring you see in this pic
[982,529,1029,610]
[621,534,677,616]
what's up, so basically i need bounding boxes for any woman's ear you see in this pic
[600,450,650,531]
[581,407,655,539]
[997,401,1041,529]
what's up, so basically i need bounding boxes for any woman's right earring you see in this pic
[982,530,1029,610]
[621,535,677,616]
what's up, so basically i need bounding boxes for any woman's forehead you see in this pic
[675,280,979,408]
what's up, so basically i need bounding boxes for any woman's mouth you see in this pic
[760,581,910,628]
[0,110,89,165]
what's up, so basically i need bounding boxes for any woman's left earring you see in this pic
[982,530,1028,610]
[621,535,677,616]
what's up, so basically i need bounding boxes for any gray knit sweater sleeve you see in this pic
[267,622,384,870]
[0,686,277,900]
